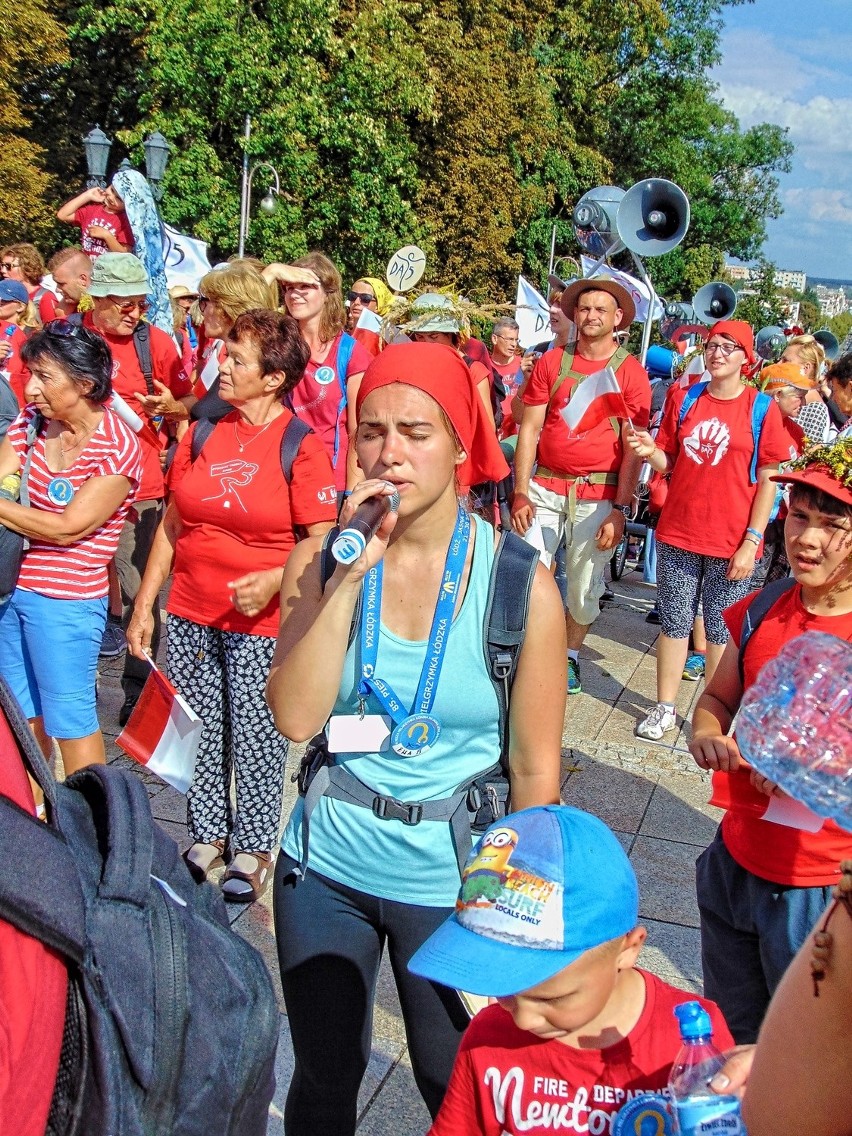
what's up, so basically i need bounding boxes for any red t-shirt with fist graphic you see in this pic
[166,411,337,636]
[655,385,789,558]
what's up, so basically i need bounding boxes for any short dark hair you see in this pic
[228,309,311,400]
[827,353,852,389]
[20,322,113,403]
[788,481,852,523]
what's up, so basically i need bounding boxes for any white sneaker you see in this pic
[636,704,677,741]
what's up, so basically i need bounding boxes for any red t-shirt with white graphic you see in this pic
[73,203,135,258]
[491,358,524,440]
[713,586,852,887]
[522,347,651,500]
[430,971,732,1136]
[83,313,190,501]
[7,406,141,600]
[655,385,790,558]
[0,323,29,406]
[289,332,372,492]
[167,411,337,636]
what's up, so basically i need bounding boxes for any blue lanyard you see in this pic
[358,508,471,727]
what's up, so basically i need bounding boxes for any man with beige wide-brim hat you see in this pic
[510,276,651,695]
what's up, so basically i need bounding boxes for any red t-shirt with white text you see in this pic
[522,347,651,500]
[655,385,790,558]
[429,971,732,1136]
[83,313,190,500]
[0,323,29,406]
[74,203,135,258]
[289,332,372,491]
[492,358,524,440]
[715,586,852,886]
[167,411,337,636]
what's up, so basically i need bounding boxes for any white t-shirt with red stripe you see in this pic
[8,406,142,600]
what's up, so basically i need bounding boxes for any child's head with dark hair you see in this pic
[826,353,852,389]
[20,320,113,403]
[788,481,852,524]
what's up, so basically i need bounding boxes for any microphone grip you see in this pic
[332,491,400,564]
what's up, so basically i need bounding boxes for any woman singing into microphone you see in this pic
[266,342,566,1135]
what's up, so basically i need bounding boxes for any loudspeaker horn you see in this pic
[755,326,786,362]
[692,282,737,324]
[660,301,696,343]
[813,328,840,361]
[616,178,690,257]
[572,186,626,258]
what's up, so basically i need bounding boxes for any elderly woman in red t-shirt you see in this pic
[127,310,337,902]
[628,320,790,741]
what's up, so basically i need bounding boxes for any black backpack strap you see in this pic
[737,576,797,686]
[132,320,155,395]
[484,530,539,776]
[190,417,216,463]
[280,415,312,483]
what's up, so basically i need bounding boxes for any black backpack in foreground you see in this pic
[0,678,278,1136]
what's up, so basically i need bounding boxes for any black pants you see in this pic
[273,854,468,1135]
[115,497,163,698]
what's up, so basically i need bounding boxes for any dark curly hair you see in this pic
[827,353,852,389]
[228,309,311,400]
[21,320,114,403]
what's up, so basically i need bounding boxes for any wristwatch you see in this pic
[614,504,631,518]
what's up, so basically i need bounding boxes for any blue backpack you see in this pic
[678,381,773,487]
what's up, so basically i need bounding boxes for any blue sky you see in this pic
[712,0,852,280]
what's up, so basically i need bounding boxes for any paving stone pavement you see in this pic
[92,564,719,1134]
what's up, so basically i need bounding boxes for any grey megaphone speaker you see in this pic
[572,186,626,258]
[616,178,690,257]
[660,301,696,343]
[813,328,840,361]
[755,326,786,362]
[692,282,737,324]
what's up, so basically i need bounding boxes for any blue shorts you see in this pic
[0,588,107,738]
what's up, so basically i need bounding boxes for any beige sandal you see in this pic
[221,850,274,903]
[182,839,230,884]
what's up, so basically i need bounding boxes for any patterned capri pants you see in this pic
[656,541,754,644]
[166,614,289,852]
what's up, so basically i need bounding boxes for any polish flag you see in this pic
[709,771,824,832]
[352,308,383,357]
[560,367,630,434]
[117,662,202,794]
[678,356,708,388]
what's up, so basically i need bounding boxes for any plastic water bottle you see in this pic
[0,473,21,502]
[668,1002,745,1135]
[737,631,852,832]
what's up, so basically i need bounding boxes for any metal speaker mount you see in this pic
[660,301,696,343]
[572,186,626,258]
[693,281,738,324]
[616,178,690,257]
[755,326,787,362]
[813,328,840,361]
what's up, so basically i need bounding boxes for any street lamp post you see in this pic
[82,125,113,188]
[81,126,172,199]
[143,131,172,201]
[238,115,281,257]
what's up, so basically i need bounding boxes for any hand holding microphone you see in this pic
[332,482,400,565]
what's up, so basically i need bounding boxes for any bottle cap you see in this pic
[673,1000,712,1040]
[331,529,367,565]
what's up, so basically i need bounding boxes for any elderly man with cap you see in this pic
[84,252,195,723]
[511,278,651,694]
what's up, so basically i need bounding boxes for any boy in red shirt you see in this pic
[409,805,732,1135]
[691,439,852,1044]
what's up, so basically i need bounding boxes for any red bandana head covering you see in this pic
[708,319,755,364]
[355,342,509,485]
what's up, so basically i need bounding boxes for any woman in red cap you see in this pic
[688,438,852,1046]
[628,320,790,741]
[266,341,565,1134]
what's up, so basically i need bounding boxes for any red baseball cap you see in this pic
[771,464,852,509]
[708,319,755,364]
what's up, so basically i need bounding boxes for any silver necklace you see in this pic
[233,416,277,453]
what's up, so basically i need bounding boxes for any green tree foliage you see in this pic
[827,312,852,347]
[15,0,794,304]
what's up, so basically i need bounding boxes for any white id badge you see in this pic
[326,715,392,753]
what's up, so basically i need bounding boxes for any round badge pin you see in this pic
[391,715,441,757]
[315,365,336,386]
[46,477,75,506]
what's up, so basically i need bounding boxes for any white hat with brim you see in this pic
[560,277,636,331]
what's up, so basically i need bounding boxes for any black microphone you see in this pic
[332,489,400,564]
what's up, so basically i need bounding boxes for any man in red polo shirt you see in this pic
[85,253,195,723]
[511,279,651,694]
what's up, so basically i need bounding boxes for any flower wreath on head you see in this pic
[382,286,529,347]
[788,438,852,491]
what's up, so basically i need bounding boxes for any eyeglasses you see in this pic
[705,341,743,358]
[494,333,519,345]
[108,296,149,314]
[347,290,376,305]
[1,262,19,272]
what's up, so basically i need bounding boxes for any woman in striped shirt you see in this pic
[0,321,141,774]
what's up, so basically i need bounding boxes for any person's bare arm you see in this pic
[510,402,547,535]
[345,371,365,491]
[0,475,131,544]
[689,639,744,773]
[56,187,101,224]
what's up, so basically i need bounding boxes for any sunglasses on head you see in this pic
[44,318,84,338]
[347,290,376,305]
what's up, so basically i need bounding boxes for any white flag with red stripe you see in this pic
[560,367,630,434]
[352,307,383,357]
[709,773,824,832]
[117,661,202,794]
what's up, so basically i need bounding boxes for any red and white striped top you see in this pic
[8,406,142,600]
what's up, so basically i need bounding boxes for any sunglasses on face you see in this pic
[109,296,149,314]
[347,290,376,305]
[1,262,19,272]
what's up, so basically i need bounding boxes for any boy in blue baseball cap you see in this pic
[409,805,732,1134]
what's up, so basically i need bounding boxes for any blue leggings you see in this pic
[273,854,468,1136]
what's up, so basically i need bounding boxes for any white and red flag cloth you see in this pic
[560,367,630,434]
[709,774,823,832]
[352,307,383,357]
[117,660,202,794]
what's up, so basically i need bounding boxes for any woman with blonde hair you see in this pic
[190,262,279,423]
[266,252,372,493]
[781,334,830,442]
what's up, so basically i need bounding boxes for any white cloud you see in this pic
[784,188,852,227]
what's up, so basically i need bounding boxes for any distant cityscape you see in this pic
[725,264,852,321]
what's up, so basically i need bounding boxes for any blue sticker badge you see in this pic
[46,477,75,506]
[391,715,441,757]
[315,365,336,386]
